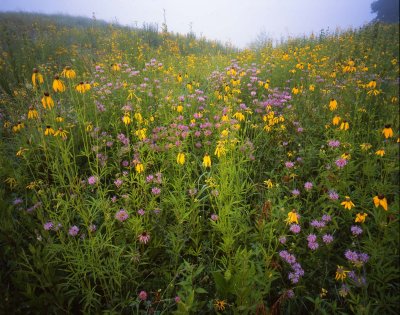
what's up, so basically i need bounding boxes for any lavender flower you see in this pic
[69,225,79,236]
[115,209,129,222]
[328,140,340,148]
[304,182,313,191]
[43,221,54,231]
[322,234,334,244]
[328,190,339,200]
[351,225,363,236]
[335,158,348,168]
[87,176,98,185]
[289,224,301,234]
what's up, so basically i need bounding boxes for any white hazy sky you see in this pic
[0,0,376,48]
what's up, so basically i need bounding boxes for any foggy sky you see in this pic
[0,0,376,48]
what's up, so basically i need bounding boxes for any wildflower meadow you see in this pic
[0,12,399,314]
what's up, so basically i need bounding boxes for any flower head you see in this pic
[341,196,355,210]
[382,125,393,139]
[115,209,129,222]
[373,195,388,211]
[138,290,147,301]
[138,232,150,244]
[355,212,368,223]
[68,225,79,236]
[335,265,349,281]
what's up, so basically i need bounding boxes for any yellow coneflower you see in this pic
[382,125,393,139]
[41,92,54,109]
[176,105,183,113]
[54,127,68,140]
[202,154,212,168]
[176,73,182,82]
[135,163,144,173]
[44,125,55,136]
[341,196,355,210]
[135,128,147,140]
[111,63,120,71]
[264,80,270,89]
[221,129,229,138]
[176,152,185,165]
[12,121,24,133]
[335,265,349,281]
[55,115,64,122]
[214,299,227,311]
[367,89,380,96]
[86,123,93,132]
[84,82,91,91]
[16,147,28,157]
[292,86,300,95]
[366,80,376,89]
[233,112,245,121]
[122,113,131,125]
[309,84,315,91]
[329,98,338,111]
[31,68,43,88]
[332,115,341,126]
[375,149,385,157]
[340,120,349,130]
[360,143,372,151]
[134,112,143,123]
[355,212,368,223]
[61,66,76,79]
[76,82,86,93]
[27,106,38,119]
[286,209,299,224]
[373,195,388,211]
[214,142,226,158]
[263,179,273,188]
[52,75,66,92]
[341,152,351,160]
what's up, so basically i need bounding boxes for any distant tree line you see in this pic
[371,0,399,23]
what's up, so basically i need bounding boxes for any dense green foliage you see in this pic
[0,12,399,314]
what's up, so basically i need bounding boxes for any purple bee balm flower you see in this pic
[328,140,340,148]
[69,225,79,236]
[322,234,334,244]
[308,241,319,250]
[321,214,332,222]
[115,209,129,222]
[151,187,161,195]
[359,253,369,263]
[279,236,287,244]
[289,224,301,234]
[291,189,300,196]
[285,161,295,168]
[328,190,339,200]
[13,198,23,205]
[211,213,219,221]
[87,176,98,185]
[310,220,326,229]
[138,290,148,301]
[43,221,54,231]
[137,209,145,216]
[351,225,363,236]
[345,250,359,262]
[114,179,123,188]
[307,234,317,242]
[335,158,348,168]
[304,182,313,191]
[286,289,295,298]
